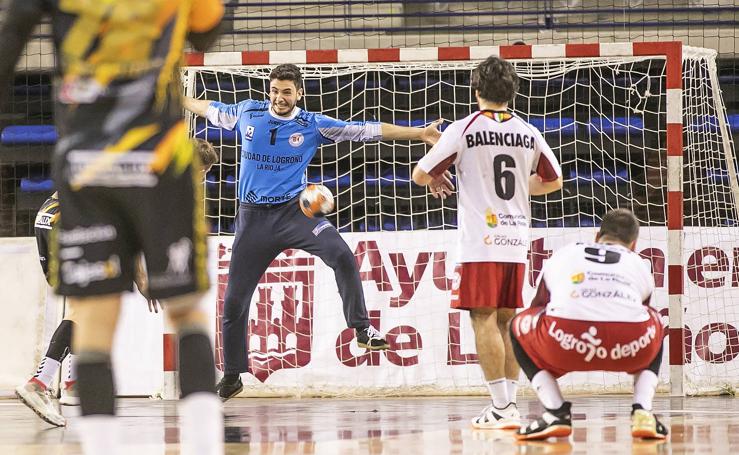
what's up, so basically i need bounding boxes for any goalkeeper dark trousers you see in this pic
[222,198,370,374]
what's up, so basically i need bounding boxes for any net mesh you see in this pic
[184,46,739,396]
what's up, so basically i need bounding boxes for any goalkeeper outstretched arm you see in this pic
[184,96,212,117]
[183,95,442,146]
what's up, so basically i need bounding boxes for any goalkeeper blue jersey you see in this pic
[206,100,382,204]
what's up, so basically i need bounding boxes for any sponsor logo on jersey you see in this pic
[35,213,54,229]
[571,272,585,284]
[483,234,525,247]
[59,247,84,261]
[610,324,658,360]
[245,125,255,141]
[62,254,121,287]
[259,193,294,204]
[166,237,192,275]
[59,224,117,246]
[547,320,658,362]
[517,312,541,336]
[569,287,639,302]
[548,322,607,363]
[149,237,193,289]
[485,208,498,228]
[68,150,158,188]
[496,213,528,227]
[289,133,304,147]
[465,131,535,149]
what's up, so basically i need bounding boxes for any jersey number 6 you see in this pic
[493,154,516,200]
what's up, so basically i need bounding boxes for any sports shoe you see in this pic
[59,381,80,406]
[15,381,66,427]
[516,401,572,440]
[631,404,668,440]
[217,376,243,402]
[356,326,390,350]
[471,402,521,430]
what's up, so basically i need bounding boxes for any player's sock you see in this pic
[30,319,74,389]
[633,370,659,411]
[65,354,77,388]
[30,357,60,390]
[531,370,564,410]
[180,393,223,455]
[76,351,115,415]
[507,379,518,405]
[486,378,509,408]
[179,328,216,396]
[76,351,118,454]
[77,415,122,455]
[178,327,223,455]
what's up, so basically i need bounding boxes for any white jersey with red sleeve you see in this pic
[532,242,656,322]
[417,110,561,263]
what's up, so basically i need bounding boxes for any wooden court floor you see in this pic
[0,395,737,454]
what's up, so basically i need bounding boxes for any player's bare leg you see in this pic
[498,308,520,405]
[162,293,223,455]
[470,308,519,429]
[70,295,123,455]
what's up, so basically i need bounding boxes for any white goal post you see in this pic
[182,42,739,397]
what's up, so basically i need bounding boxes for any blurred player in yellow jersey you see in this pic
[0,2,224,455]
[15,139,219,428]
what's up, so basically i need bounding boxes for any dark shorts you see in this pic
[450,262,525,310]
[50,123,209,299]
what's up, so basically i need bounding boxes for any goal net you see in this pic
[183,43,739,397]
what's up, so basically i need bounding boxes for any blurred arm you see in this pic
[0,0,45,105]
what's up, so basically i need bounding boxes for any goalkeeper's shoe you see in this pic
[471,402,521,430]
[15,381,66,427]
[631,404,668,440]
[216,376,243,402]
[516,402,572,440]
[356,326,389,350]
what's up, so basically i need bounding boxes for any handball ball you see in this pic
[299,184,335,217]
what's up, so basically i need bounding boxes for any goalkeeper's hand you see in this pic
[421,119,443,146]
[429,170,455,199]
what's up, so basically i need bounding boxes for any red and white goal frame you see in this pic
[181,41,737,398]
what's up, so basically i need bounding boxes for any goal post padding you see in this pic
[183,42,739,397]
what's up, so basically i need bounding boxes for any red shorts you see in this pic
[450,262,525,310]
[511,306,664,377]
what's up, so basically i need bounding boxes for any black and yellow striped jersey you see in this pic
[0,0,223,162]
[34,193,61,281]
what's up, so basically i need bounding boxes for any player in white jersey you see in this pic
[412,56,563,429]
[511,209,668,441]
